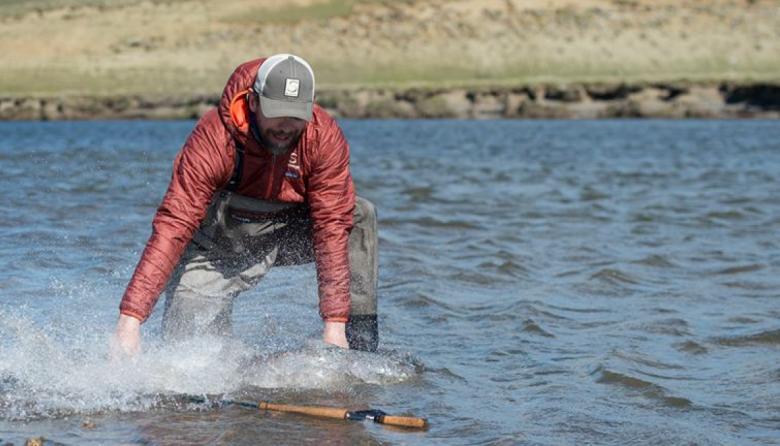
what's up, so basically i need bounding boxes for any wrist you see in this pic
[322,321,348,348]
[117,314,141,333]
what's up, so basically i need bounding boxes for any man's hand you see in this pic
[110,314,142,360]
[323,321,349,348]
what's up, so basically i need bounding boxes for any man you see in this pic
[112,54,378,356]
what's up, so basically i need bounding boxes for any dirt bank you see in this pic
[2,82,778,120]
[1,0,778,119]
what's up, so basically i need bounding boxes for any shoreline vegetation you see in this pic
[1,0,778,119]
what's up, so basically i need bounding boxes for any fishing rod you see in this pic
[190,396,428,429]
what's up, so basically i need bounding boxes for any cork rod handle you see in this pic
[379,415,429,429]
[258,402,349,420]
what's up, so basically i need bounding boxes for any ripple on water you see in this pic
[713,264,765,275]
[579,185,611,201]
[486,348,527,364]
[401,185,436,201]
[589,268,642,286]
[477,259,530,279]
[593,367,692,409]
[674,340,709,355]
[726,316,761,324]
[425,366,467,383]
[406,216,483,230]
[611,350,686,371]
[517,300,573,322]
[638,318,692,337]
[705,210,747,221]
[522,319,555,338]
[713,329,780,347]
[444,270,499,286]
[630,254,679,269]
[721,281,776,292]
[398,292,462,314]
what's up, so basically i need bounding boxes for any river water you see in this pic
[0,119,778,445]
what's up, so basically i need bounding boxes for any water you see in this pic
[0,119,779,445]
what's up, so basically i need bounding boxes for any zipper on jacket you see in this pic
[265,154,277,198]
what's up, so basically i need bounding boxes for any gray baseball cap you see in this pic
[253,54,315,121]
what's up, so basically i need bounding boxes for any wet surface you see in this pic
[0,119,779,445]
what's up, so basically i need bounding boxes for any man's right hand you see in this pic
[111,314,142,359]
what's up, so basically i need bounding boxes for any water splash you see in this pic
[0,310,420,421]
[245,342,421,390]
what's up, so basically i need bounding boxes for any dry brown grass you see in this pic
[1,0,778,97]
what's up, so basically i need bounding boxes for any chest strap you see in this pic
[226,141,244,192]
[226,110,263,192]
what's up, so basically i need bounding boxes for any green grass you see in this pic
[312,56,780,90]
[221,0,414,25]
[5,58,777,99]
[0,65,225,97]
[231,0,355,24]
[0,0,191,18]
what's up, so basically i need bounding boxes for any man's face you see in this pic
[250,94,307,154]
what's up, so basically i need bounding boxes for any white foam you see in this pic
[245,340,419,390]
[0,309,419,421]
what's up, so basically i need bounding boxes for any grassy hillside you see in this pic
[0,0,778,97]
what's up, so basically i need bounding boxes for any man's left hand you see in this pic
[323,321,348,348]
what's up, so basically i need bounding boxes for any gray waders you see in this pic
[161,191,379,351]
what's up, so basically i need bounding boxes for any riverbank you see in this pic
[1,0,778,119]
[2,82,778,120]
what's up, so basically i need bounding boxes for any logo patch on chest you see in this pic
[285,152,301,179]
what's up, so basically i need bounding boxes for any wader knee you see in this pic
[346,196,379,351]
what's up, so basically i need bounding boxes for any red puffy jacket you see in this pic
[119,58,355,323]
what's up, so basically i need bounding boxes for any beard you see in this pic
[257,126,303,155]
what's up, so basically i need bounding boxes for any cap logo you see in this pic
[284,78,300,98]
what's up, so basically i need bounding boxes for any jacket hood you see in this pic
[218,58,266,145]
